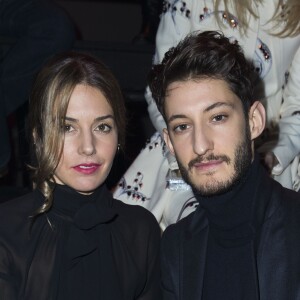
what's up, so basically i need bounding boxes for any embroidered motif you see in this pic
[145,137,159,150]
[144,132,167,155]
[198,9,239,29]
[176,197,199,222]
[284,71,289,85]
[258,40,271,61]
[222,11,238,28]
[199,5,211,21]
[253,38,272,78]
[162,0,191,18]
[162,0,172,13]
[117,173,150,202]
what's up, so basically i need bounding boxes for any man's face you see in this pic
[163,78,253,196]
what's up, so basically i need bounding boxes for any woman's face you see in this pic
[53,84,118,194]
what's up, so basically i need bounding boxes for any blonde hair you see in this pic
[29,52,126,215]
[215,0,300,37]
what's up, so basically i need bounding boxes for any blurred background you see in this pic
[0,0,161,200]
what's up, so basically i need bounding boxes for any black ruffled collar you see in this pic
[49,184,117,229]
[33,184,124,299]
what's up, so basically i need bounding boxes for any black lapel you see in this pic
[182,208,208,300]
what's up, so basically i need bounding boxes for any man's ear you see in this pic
[248,101,266,140]
[163,128,175,155]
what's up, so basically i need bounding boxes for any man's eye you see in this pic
[96,123,112,133]
[212,114,227,122]
[174,124,189,132]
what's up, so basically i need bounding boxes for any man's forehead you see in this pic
[166,78,233,100]
[165,79,240,107]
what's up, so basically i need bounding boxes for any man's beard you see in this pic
[176,125,252,197]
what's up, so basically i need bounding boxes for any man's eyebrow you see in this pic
[167,114,187,124]
[64,115,114,122]
[203,101,234,112]
[167,102,234,124]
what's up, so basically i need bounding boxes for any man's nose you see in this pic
[192,126,213,156]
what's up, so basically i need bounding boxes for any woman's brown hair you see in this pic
[28,51,126,215]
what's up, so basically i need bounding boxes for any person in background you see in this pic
[0,52,161,299]
[133,0,162,44]
[0,0,75,184]
[150,30,300,300]
[114,0,300,230]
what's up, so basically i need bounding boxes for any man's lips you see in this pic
[192,160,224,171]
[72,163,101,174]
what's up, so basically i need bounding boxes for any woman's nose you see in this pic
[78,131,96,156]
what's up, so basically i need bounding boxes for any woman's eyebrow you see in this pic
[64,116,78,122]
[64,115,114,123]
[94,115,114,122]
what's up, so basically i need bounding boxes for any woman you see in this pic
[0,52,161,299]
[114,0,300,230]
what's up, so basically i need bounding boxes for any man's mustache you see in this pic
[188,154,231,170]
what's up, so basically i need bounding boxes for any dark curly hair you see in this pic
[148,30,256,121]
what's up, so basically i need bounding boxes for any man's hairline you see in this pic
[162,76,246,124]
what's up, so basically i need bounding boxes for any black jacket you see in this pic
[161,162,300,300]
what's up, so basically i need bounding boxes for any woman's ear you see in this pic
[248,101,266,140]
[32,128,38,145]
[163,128,175,155]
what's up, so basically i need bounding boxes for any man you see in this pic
[148,31,300,300]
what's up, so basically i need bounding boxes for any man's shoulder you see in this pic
[162,210,200,241]
[270,179,300,208]
[266,179,300,225]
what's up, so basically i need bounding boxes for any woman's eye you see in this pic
[96,123,112,133]
[64,124,74,132]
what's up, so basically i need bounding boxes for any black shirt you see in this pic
[0,184,161,300]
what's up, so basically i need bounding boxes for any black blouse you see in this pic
[0,184,161,300]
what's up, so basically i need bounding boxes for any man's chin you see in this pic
[189,177,234,197]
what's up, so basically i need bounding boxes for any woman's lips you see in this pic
[72,163,101,174]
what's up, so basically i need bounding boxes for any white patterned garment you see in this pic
[114,133,198,231]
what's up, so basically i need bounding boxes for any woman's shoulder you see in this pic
[0,190,35,210]
[113,198,158,222]
[111,199,161,264]
[0,191,37,232]
[112,199,160,234]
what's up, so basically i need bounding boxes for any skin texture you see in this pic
[53,84,118,194]
[163,78,265,196]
